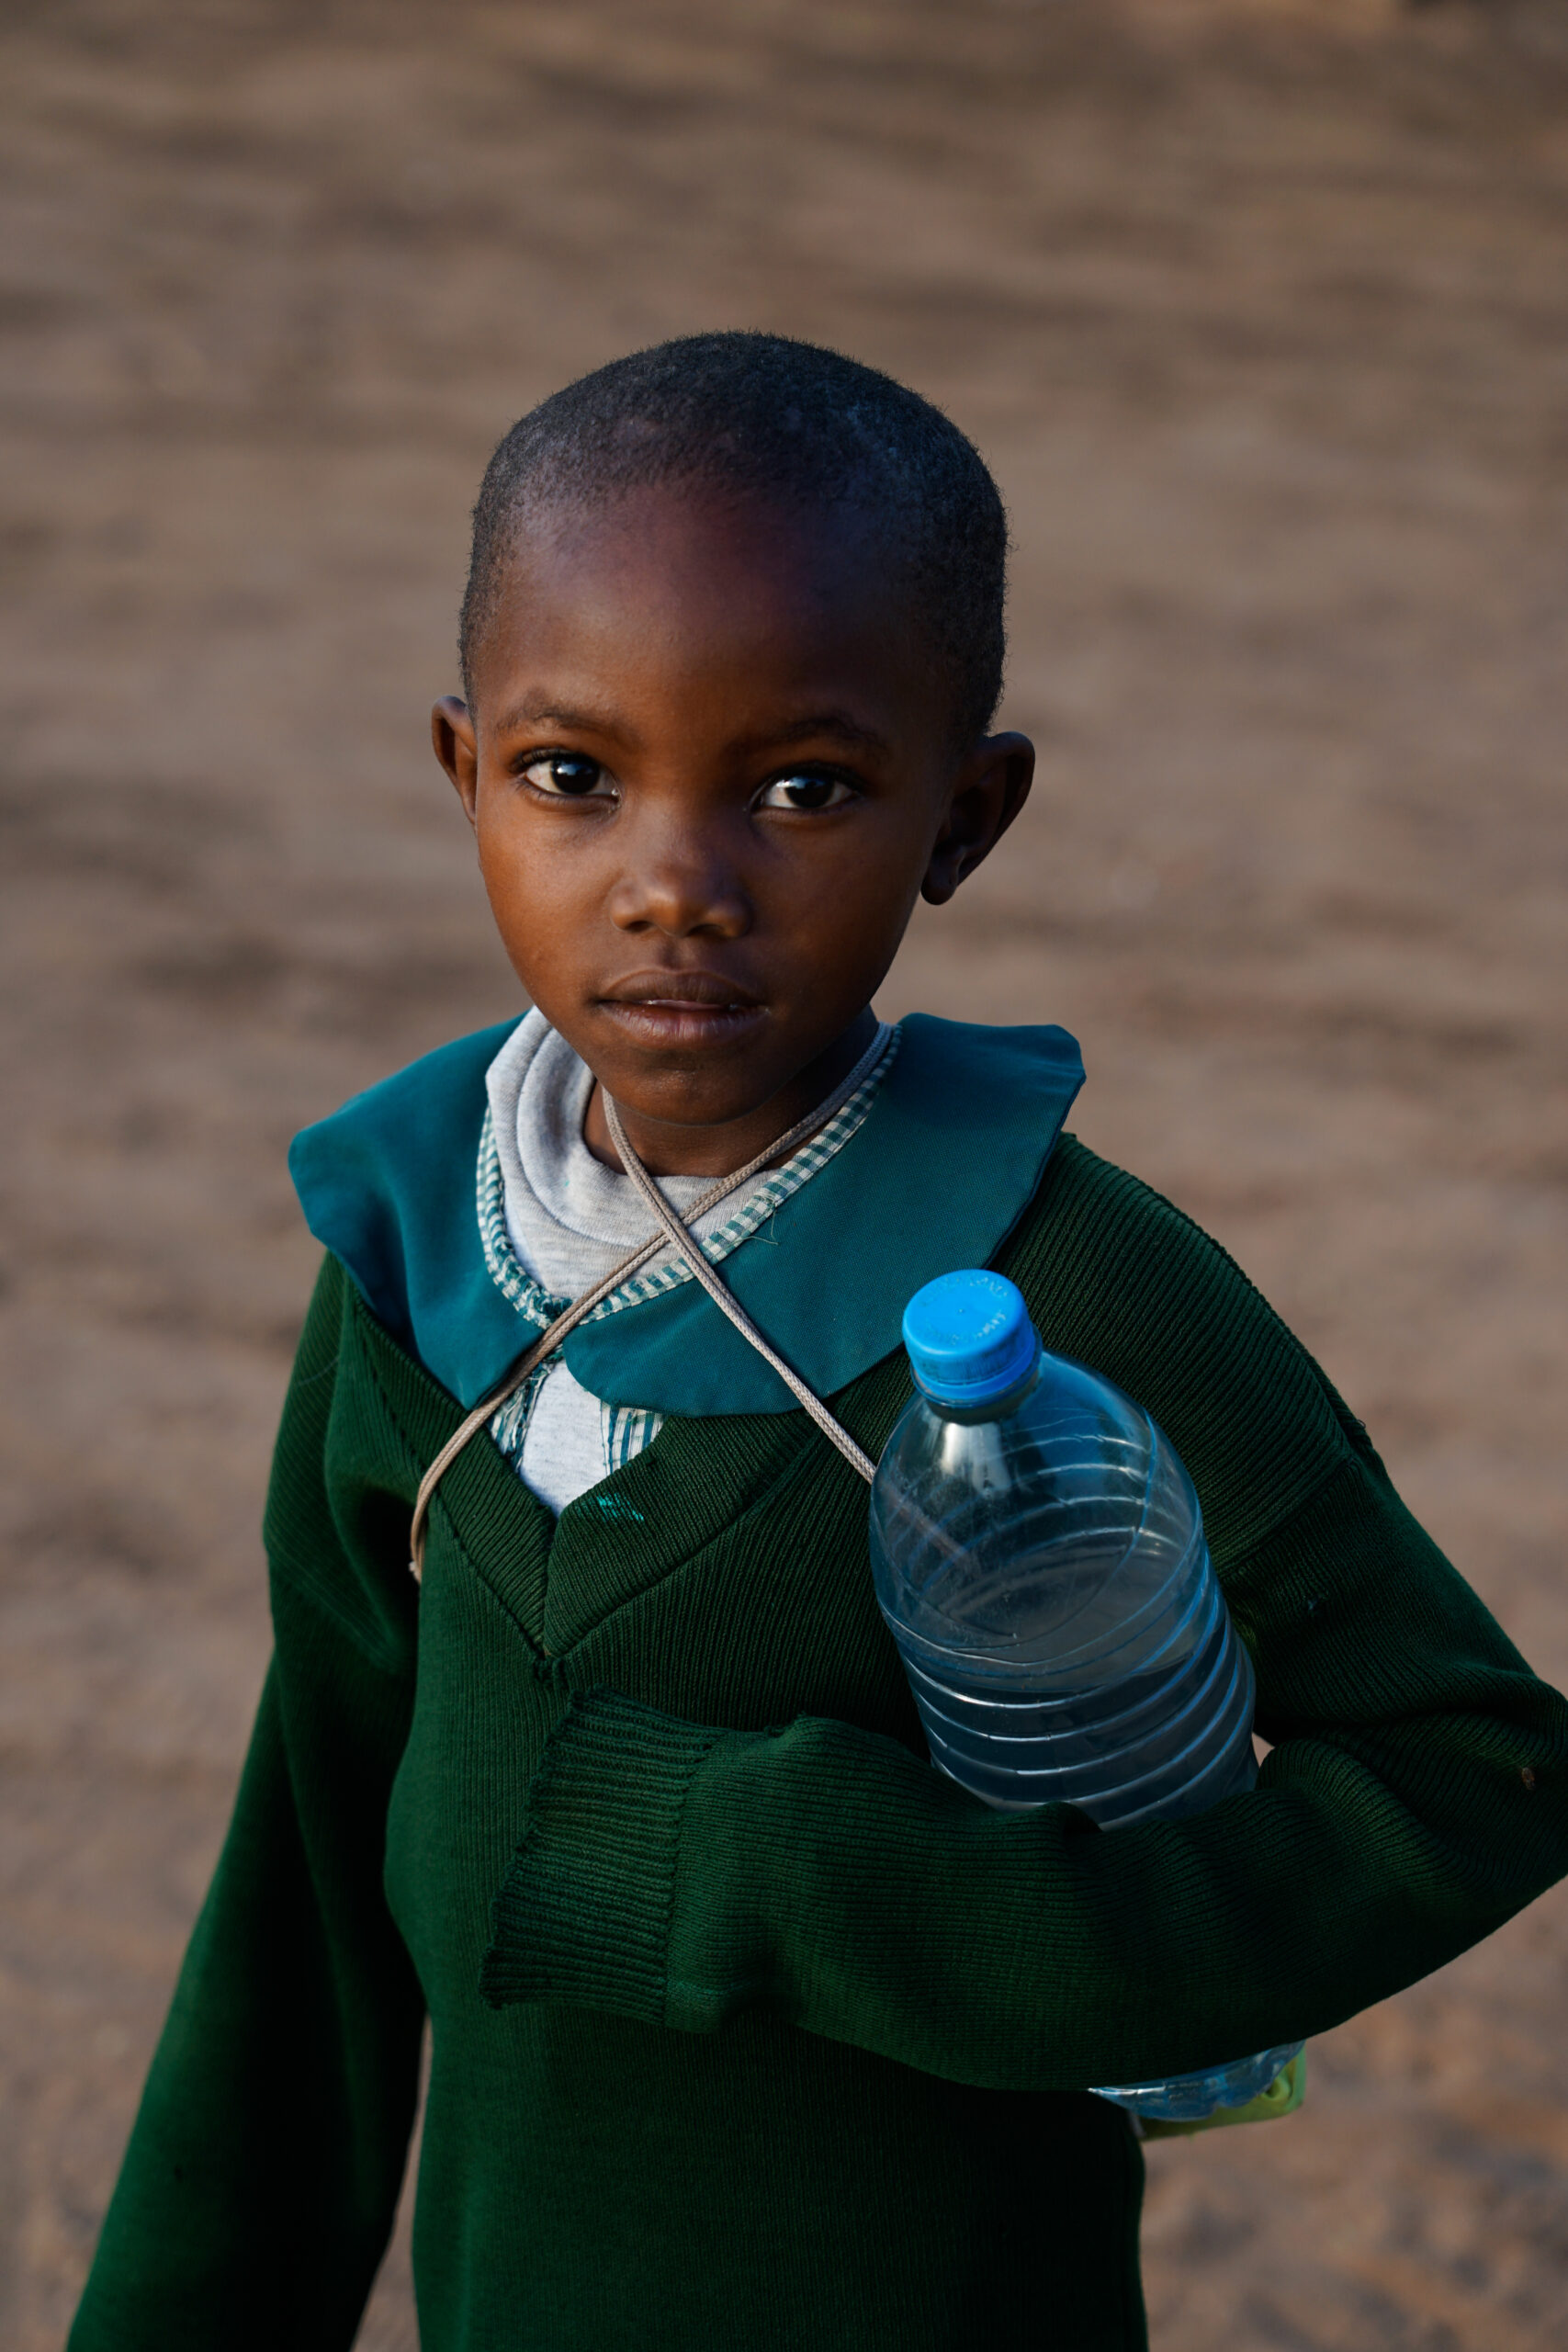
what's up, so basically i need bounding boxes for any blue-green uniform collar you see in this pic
[288,1012,1083,1418]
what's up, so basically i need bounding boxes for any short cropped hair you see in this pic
[459,332,1008,749]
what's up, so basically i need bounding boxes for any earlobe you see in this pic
[433,695,481,830]
[921,731,1034,906]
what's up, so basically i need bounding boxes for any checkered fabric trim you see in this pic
[486,1372,665,1484]
[602,1398,663,1472]
[476,1023,901,1335]
[487,1363,553,1462]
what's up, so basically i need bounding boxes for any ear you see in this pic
[921,731,1034,906]
[432,695,480,831]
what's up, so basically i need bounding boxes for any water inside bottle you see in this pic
[872,1295,1303,2124]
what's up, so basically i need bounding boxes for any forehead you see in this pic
[472,481,934,726]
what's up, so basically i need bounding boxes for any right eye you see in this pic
[519,752,611,799]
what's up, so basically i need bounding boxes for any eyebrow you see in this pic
[742,712,891,758]
[491,696,628,741]
[491,699,891,760]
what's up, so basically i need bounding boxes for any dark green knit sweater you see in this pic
[70,1136,1568,2352]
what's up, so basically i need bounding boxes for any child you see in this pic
[71,334,1568,2351]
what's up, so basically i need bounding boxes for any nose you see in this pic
[606,817,750,941]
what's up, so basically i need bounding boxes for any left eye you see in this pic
[756,772,856,813]
[521,753,608,797]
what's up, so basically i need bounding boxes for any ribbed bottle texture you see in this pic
[871,1270,1302,2124]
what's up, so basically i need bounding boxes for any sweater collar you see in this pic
[289,1011,1083,1416]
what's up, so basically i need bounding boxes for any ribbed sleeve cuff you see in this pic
[480,1689,723,2019]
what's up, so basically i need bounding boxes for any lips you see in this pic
[596,970,766,1046]
[600,970,761,1011]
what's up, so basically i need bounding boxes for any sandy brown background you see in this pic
[4,1,1568,2344]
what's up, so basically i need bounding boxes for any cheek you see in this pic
[472,819,581,977]
[475,824,533,924]
[477,800,588,913]
[779,816,931,933]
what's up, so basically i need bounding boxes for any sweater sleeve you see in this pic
[482,1395,1568,2097]
[69,1257,425,2352]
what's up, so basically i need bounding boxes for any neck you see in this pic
[582,1009,879,1180]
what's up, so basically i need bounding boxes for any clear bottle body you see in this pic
[870,1347,1302,2123]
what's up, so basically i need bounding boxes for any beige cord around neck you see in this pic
[600,1091,877,1487]
[408,1029,886,1579]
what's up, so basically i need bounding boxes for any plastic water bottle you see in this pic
[870,1268,1302,2125]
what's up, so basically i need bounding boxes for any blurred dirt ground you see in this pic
[3,1,1568,2345]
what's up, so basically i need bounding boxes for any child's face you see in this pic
[434,481,1031,1171]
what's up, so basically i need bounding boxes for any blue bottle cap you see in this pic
[901,1270,1039,1408]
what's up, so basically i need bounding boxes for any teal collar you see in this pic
[288,1012,1083,1416]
